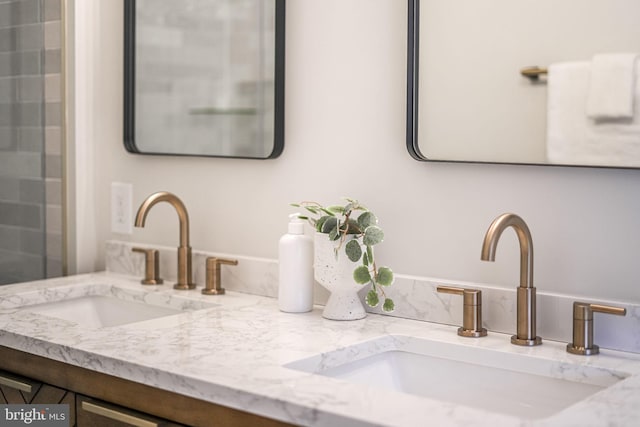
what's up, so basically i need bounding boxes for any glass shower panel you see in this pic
[0,0,63,285]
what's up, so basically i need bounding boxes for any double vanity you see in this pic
[1,268,640,426]
[1,192,638,426]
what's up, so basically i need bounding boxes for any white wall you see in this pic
[74,0,640,303]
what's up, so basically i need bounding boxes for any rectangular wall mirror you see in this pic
[407,0,640,168]
[124,0,285,159]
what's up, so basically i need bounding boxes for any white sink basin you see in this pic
[286,335,630,420]
[16,283,216,328]
[24,295,183,328]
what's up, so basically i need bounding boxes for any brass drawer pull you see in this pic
[0,374,32,393]
[436,285,487,337]
[81,401,158,427]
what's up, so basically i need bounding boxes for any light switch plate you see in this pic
[111,182,133,234]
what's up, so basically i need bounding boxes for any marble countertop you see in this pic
[1,272,640,427]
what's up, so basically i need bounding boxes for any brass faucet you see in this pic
[134,191,196,290]
[481,213,542,346]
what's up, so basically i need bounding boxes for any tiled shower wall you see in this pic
[0,0,63,284]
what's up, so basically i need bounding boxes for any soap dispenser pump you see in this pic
[278,213,314,313]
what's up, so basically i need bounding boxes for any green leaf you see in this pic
[304,206,319,215]
[314,216,326,232]
[363,226,384,246]
[377,267,394,286]
[353,266,371,284]
[346,198,366,211]
[357,211,377,229]
[326,205,344,215]
[382,298,395,312]
[366,246,374,264]
[321,217,338,233]
[362,251,369,266]
[343,202,354,214]
[328,226,340,241]
[343,218,361,234]
[345,239,362,262]
[365,290,380,307]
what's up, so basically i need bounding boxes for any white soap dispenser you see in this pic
[278,213,314,313]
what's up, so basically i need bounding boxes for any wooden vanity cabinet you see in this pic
[0,346,294,427]
[0,371,181,427]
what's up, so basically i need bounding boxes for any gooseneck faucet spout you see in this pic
[135,191,195,290]
[481,213,542,346]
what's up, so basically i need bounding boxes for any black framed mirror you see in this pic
[124,0,285,159]
[407,0,640,169]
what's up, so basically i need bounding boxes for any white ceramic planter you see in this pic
[314,232,366,320]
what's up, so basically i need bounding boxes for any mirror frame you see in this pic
[406,0,421,161]
[123,0,285,159]
[406,0,636,169]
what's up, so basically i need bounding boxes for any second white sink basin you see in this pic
[286,334,631,420]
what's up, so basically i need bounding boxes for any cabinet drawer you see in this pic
[77,395,185,427]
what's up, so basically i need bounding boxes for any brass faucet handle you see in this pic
[437,286,488,338]
[203,257,238,295]
[567,301,626,356]
[132,247,164,285]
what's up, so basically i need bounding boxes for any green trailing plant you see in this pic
[292,198,395,312]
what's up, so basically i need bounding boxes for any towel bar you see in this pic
[521,66,548,80]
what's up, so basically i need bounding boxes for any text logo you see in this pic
[1,405,68,426]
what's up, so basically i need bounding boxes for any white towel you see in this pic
[586,53,638,119]
[546,62,591,164]
[547,61,640,167]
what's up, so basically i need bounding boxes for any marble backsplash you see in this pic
[106,240,640,354]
